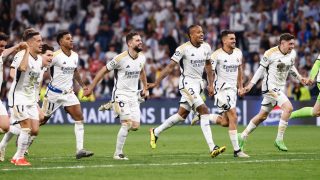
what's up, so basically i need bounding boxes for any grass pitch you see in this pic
[0,125,320,179]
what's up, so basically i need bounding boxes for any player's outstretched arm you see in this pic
[289,65,309,85]
[2,42,28,57]
[237,62,244,96]
[140,67,149,98]
[18,44,30,72]
[74,68,86,88]
[243,65,266,94]
[204,60,214,97]
[84,66,110,96]
[147,60,177,89]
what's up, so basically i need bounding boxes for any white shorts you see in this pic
[179,81,205,111]
[214,87,237,113]
[0,100,8,116]
[261,90,289,112]
[10,104,39,121]
[43,90,80,116]
[113,95,140,122]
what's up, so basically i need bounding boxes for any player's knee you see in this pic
[0,126,9,133]
[130,122,140,131]
[31,128,39,136]
[221,121,229,127]
[260,114,268,120]
[314,111,320,117]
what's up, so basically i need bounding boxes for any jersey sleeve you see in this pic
[237,49,243,65]
[205,43,212,60]
[171,45,185,63]
[106,55,121,71]
[260,51,271,67]
[210,51,218,70]
[11,50,24,68]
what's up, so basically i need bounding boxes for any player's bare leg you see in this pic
[226,108,249,157]
[65,104,93,159]
[114,120,140,160]
[238,109,269,150]
[150,106,189,149]
[0,115,9,134]
[12,119,32,166]
[274,101,293,151]
[197,104,226,158]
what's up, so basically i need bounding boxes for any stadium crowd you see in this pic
[0,0,319,101]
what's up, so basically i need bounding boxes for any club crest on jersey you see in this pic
[263,57,268,62]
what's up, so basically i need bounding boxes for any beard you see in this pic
[134,46,143,52]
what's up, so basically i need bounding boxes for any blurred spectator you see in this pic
[0,0,319,100]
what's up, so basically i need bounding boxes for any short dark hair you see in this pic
[22,29,40,41]
[221,30,235,39]
[0,32,9,41]
[279,33,295,43]
[187,24,200,38]
[126,32,139,44]
[56,30,70,45]
[41,44,54,54]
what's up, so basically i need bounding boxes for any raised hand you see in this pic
[207,85,214,97]
[83,86,93,97]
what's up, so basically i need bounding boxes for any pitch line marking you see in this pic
[1,158,319,171]
[34,152,319,160]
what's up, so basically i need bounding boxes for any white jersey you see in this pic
[106,51,146,99]
[211,48,242,89]
[50,49,78,91]
[171,41,211,89]
[8,50,43,106]
[260,46,297,93]
[0,54,3,94]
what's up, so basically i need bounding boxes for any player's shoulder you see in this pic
[70,50,79,57]
[264,46,280,58]
[53,49,63,58]
[201,42,211,49]
[177,41,192,51]
[114,51,129,62]
[15,49,26,57]
[211,48,223,58]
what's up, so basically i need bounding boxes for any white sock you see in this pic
[200,114,215,150]
[74,121,84,152]
[0,132,15,149]
[115,124,130,155]
[241,121,257,140]
[209,114,220,124]
[27,135,36,149]
[154,114,184,137]
[276,119,288,141]
[10,125,21,135]
[14,128,30,159]
[229,130,240,151]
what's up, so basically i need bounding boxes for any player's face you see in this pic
[61,34,73,50]
[0,40,7,55]
[281,39,295,54]
[42,50,53,67]
[28,35,42,54]
[130,35,143,52]
[223,34,236,49]
[190,26,204,44]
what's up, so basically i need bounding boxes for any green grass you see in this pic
[0,125,320,179]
